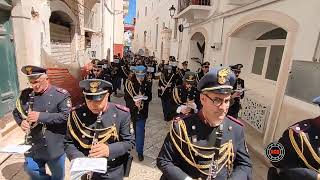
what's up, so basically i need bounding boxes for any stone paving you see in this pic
[0,81,268,180]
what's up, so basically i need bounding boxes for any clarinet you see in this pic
[92,111,103,145]
[24,91,35,145]
[87,111,103,180]
[207,124,224,180]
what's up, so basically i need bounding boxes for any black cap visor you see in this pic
[85,93,107,101]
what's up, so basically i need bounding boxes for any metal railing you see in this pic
[179,0,211,12]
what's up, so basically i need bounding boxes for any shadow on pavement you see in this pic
[1,162,27,180]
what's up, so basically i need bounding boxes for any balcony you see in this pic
[227,0,258,5]
[123,0,129,10]
[176,0,211,23]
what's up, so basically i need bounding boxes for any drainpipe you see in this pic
[101,0,104,59]
[112,0,115,60]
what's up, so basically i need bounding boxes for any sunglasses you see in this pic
[93,69,101,72]
[203,66,209,69]
[203,93,230,107]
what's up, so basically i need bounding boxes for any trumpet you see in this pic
[24,91,35,145]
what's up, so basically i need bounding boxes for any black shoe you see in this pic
[138,154,144,161]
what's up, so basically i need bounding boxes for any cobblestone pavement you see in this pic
[0,81,268,180]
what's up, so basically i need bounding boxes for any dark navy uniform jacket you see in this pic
[196,70,205,84]
[124,78,152,120]
[64,103,135,179]
[271,117,320,180]
[157,111,252,180]
[13,86,71,160]
[168,85,201,120]
[228,78,245,118]
[158,72,180,99]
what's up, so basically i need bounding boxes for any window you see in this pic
[251,47,266,75]
[250,28,286,81]
[144,31,147,46]
[265,45,284,81]
[155,24,159,50]
[145,7,147,16]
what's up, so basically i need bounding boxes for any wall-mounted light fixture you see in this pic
[169,5,176,18]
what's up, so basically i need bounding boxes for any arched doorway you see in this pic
[225,10,299,144]
[189,32,205,71]
[49,11,74,64]
[227,23,288,134]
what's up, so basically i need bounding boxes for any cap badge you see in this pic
[188,75,194,81]
[26,67,33,75]
[218,68,230,85]
[89,81,101,93]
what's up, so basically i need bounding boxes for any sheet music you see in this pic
[0,144,31,154]
[147,67,155,73]
[70,158,107,180]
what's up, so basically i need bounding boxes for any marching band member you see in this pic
[157,66,252,180]
[124,66,152,161]
[65,79,134,179]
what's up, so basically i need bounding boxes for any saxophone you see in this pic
[86,111,103,180]
[24,91,35,145]
[207,124,224,180]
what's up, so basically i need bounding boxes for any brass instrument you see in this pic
[87,111,103,180]
[207,124,224,180]
[24,91,35,145]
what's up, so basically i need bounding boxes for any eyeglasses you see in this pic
[93,69,101,72]
[203,66,209,69]
[203,93,230,107]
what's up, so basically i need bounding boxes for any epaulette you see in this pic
[19,88,33,102]
[71,103,85,111]
[227,115,244,126]
[290,121,311,134]
[56,87,69,95]
[173,116,183,122]
[115,104,130,112]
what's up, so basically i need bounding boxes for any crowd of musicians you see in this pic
[12,52,320,180]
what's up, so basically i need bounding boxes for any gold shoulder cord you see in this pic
[289,129,320,172]
[68,112,119,149]
[160,74,168,87]
[125,80,133,98]
[121,66,129,77]
[15,93,27,119]
[72,111,115,134]
[169,120,234,176]
[172,87,182,105]
[16,93,39,129]
[125,80,139,99]
[196,74,200,83]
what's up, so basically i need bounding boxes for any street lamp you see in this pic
[169,5,176,18]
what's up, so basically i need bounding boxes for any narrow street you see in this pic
[0,81,268,180]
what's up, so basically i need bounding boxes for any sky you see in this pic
[124,0,136,25]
